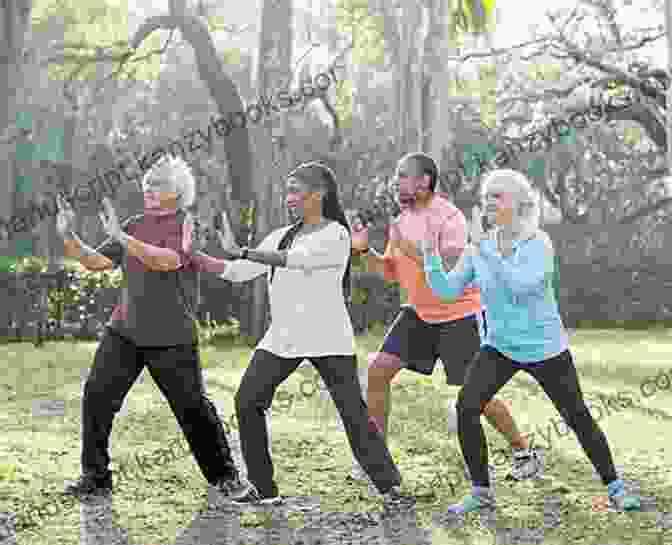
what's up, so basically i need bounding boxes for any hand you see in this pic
[98,197,124,242]
[351,222,369,254]
[215,210,242,259]
[396,238,423,264]
[56,194,76,238]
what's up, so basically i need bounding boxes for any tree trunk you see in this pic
[428,2,458,166]
[0,1,32,260]
[244,0,293,344]
[130,11,255,231]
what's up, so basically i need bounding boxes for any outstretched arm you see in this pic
[98,197,182,272]
[57,194,116,271]
[218,229,285,283]
[222,224,350,273]
[64,233,116,271]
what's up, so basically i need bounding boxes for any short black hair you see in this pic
[398,152,439,192]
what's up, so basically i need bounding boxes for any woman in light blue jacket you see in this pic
[421,169,641,514]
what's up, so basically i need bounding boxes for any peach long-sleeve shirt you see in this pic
[382,195,481,323]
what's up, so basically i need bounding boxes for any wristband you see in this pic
[424,254,443,272]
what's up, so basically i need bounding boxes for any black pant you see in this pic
[81,328,237,485]
[235,349,402,497]
[458,345,618,487]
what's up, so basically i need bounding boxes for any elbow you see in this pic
[153,256,182,272]
[80,255,113,272]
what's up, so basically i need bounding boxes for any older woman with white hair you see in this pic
[422,168,641,514]
[58,154,246,499]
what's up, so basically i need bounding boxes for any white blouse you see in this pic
[220,221,356,358]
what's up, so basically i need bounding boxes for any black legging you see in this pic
[235,349,401,497]
[458,345,618,487]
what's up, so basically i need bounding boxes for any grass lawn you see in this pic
[1,328,671,544]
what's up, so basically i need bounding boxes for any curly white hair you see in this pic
[141,154,196,209]
[480,168,541,238]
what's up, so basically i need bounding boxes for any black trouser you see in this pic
[235,349,402,497]
[458,345,618,488]
[81,328,237,485]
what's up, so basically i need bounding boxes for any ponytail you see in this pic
[286,162,352,302]
[320,176,352,303]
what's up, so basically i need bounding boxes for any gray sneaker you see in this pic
[508,448,543,481]
[214,474,248,498]
[231,482,283,506]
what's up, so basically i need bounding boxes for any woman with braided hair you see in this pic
[215,161,410,508]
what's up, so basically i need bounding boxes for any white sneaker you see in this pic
[508,448,543,481]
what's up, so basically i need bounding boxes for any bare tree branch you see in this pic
[444,38,550,62]
[579,0,622,46]
[129,13,253,206]
[619,197,672,224]
[496,77,592,108]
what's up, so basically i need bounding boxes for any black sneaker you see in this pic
[63,471,113,497]
[231,482,283,506]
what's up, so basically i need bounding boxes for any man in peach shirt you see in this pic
[351,152,541,483]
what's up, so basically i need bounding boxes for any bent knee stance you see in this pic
[558,400,594,430]
[235,386,270,417]
[83,380,124,413]
[367,352,402,384]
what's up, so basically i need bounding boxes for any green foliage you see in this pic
[447,0,496,45]
[334,79,354,129]
[49,262,123,325]
[622,126,643,147]
[528,62,563,82]
[3,258,122,329]
[335,0,385,66]
[2,260,245,344]
[3,256,49,274]
[446,63,497,128]
[477,63,497,127]
[32,0,163,82]
[351,286,368,305]
[219,48,242,67]
[197,317,241,347]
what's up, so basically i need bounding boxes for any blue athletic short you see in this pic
[379,307,487,385]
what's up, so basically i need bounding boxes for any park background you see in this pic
[0,0,671,544]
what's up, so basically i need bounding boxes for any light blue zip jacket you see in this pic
[424,229,569,363]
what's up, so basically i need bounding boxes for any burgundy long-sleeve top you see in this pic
[96,210,229,347]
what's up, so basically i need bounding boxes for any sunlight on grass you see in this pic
[1,329,670,544]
